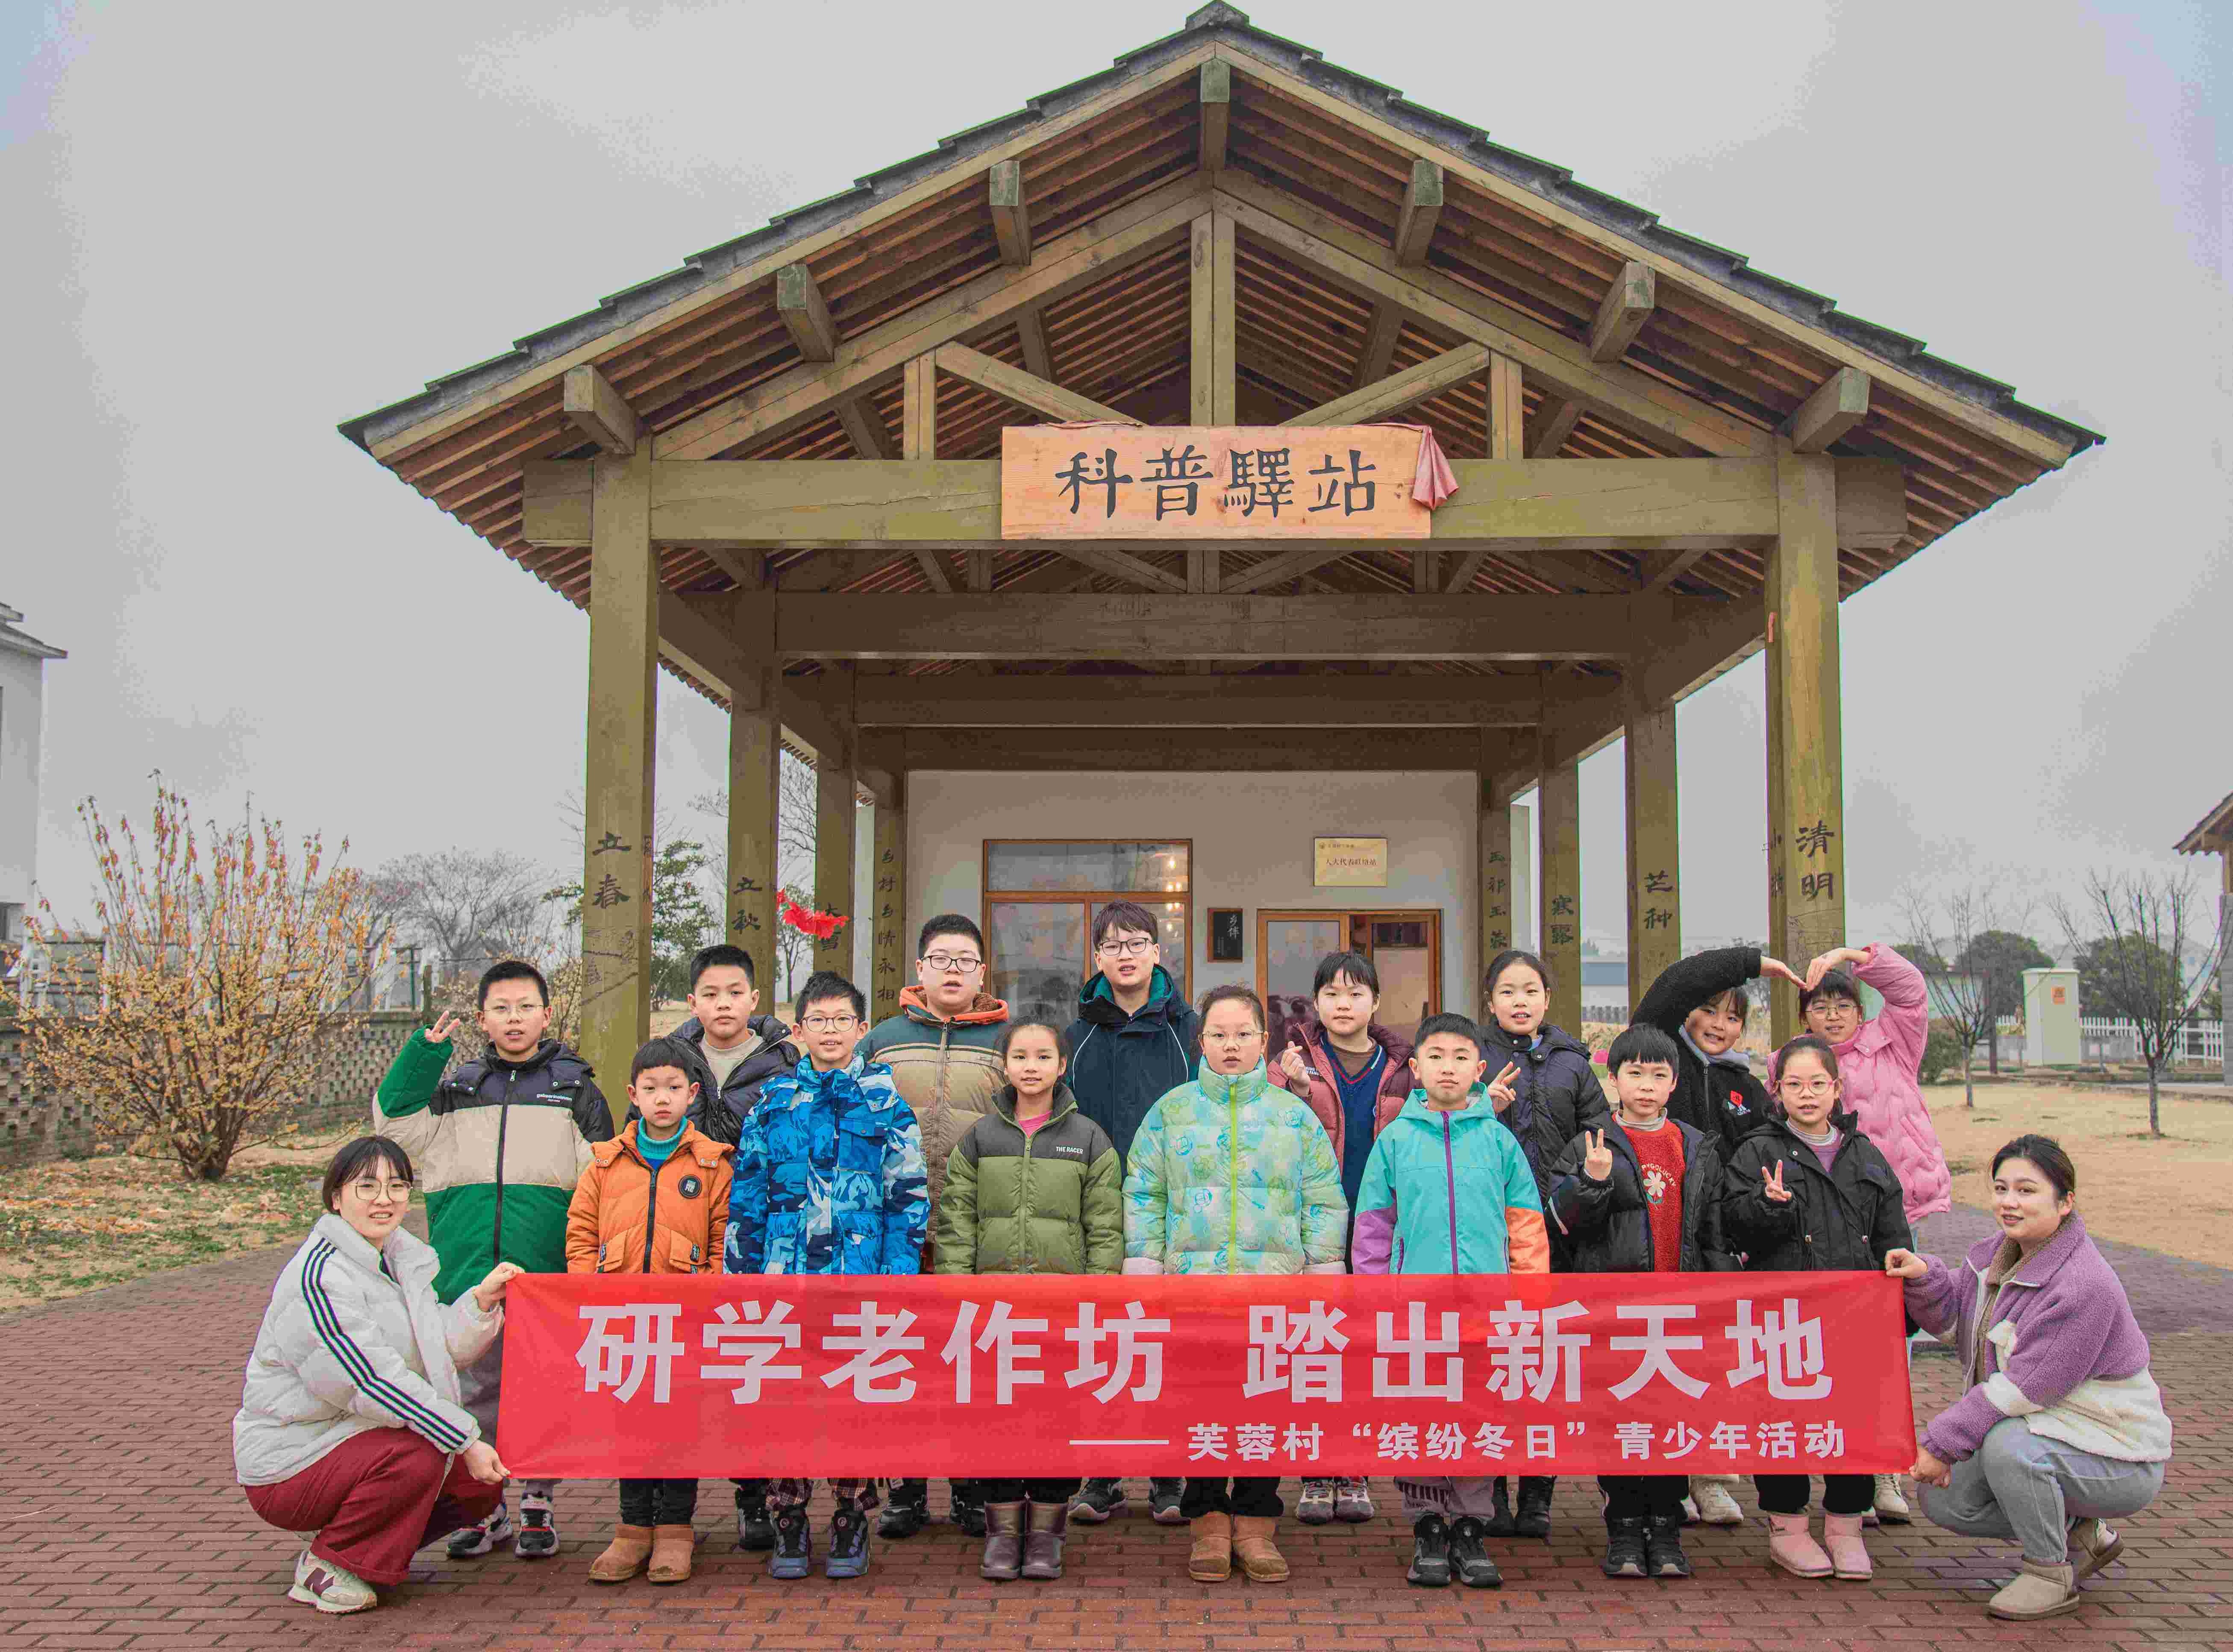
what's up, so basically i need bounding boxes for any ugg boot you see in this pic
[1020,1500,1068,1580]
[2068,1517,2123,1581]
[646,1523,696,1585]
[1188,1511,1233,1582]
[1988,1559,2081,1620]
[1822,1513,1871,1581]
[588,1524,654,1584]
[1766,1512,1832,1579]
[1232,1515,1289,1583]
[978,1501,1025,1581]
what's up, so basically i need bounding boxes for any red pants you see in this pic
[244,1427,501,1586]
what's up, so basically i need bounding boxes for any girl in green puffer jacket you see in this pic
[936,1020,1123,1584]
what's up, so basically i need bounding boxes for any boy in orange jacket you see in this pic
[565,1036,734,1587]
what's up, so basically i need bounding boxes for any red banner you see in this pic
[497,1273,1913,1479]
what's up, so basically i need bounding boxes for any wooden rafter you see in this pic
[1787,367,1872,453]
[1190,210,1237,423]
[776,265,839,362]
[1392,159,1444,267]
[829,670,1617,728]
[932,342,1127,423]
[561,365,641,456]
[989,160,1032,267]
[1199,59,1231,170]
[831,397,892,460]
[1587,262,1656,363]
[902,354,937,461]
[1284,343,1490,428]
[1528,397,1584,458]
[1350,304,1404,390]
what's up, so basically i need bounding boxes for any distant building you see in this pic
[0,603,66,948]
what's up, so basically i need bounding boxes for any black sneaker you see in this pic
[770,1506,812,1580]
[735,1486,776,1552]
[1067,1480,1127,1523]
[1644,1514,1692,1579]
[1147,1479,1185,1525]
[1449,1516,1503,1589]
[1601,1515,1648,1579]
[826,1499,872,1579]
[1483,1477,1516,1539]
[952,1482,987,1538]
[515,1491,558,1559]
[1514,1476,1554,1540]
[877,1482,928,1540]
[1407,1514,1453,1587]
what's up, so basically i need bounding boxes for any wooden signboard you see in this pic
[1314,836,1390,887]
[1001,425,1431,539]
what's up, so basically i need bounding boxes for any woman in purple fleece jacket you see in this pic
[1884,1136,2171,1623]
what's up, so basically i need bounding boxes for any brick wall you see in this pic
[0,1009,425,1172]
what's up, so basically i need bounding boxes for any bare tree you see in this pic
[1901,878,2027,1109]
[2053,867,2229,1138]
[373,849,551,982]
[687,748,825,1001]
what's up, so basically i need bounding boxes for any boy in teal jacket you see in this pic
[1352,1013,1549,1590]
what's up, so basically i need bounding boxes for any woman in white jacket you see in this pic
[235,1138,523,1614]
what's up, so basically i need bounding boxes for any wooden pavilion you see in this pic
[341,3,2101,1097]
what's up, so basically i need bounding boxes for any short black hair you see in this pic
[1413,1012,1482,1054]
[631,1035,702,1085]
[1199,983,1266,1034]
[1774,1033,1841,1083]
[477,958,548,1009]
[1484,948,1551,996]
[323,1136,414,1213]
[997,1018,1070,1061]
[1608,1022,1681,1072]
[1312,950,1378,997]
[796,969,867,1022]
[1800,968,1862,1012]
[1697,985,1752,1028]
[917,914,984,957]
[1092,900,1160,949]
[689,944,757,990]
[1993,1134,2077,1201]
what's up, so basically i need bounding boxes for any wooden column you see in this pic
[581,449,657,1129]
[724,639,781,988]
[1766,439,1845,1042]
[870,772,908,1024]
[1624,681,1681,1011]
[1537,732,1584,1035]
[1190,211,1236,425]
[1485,351,1524,460]
[1478,734,1515,1018]
[814,713,860,987]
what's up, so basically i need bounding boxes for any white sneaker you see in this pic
[289,1549,377,1614]
[1690,1479,1745,1526]
[445,1503,512,1558]
[1872,1473,1912,1525]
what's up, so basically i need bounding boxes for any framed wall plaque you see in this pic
[1208,908,1244,962]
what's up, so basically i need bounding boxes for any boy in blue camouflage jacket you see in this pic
[725,970,927,1582]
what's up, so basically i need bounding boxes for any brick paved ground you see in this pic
[4,1215,2227,1652]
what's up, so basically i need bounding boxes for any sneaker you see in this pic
[1334,1477,1375,1523]
[1296,1479,1337,1526]
[735,1486,775,1552]
[515,1491,558,1559]
[1407,1513,1453,1587]
[1148,1478,1186,1525]
[952,1481,987,1538]
[1645,1514,1692,1579]
[289,1549,376,1614]
[1448,1516,1503,1589]
[446,1504,512,1559]
[769,1505,813,1580]
[1872,1473,1912,1525]
[1513,1477,1554,1540]
[826,1498,872,1579]
[877,1482,929,1540]
[1484,1477,1516,1538]
[1601,1515,1648,1579]
[1068,1479,1128,1524]
[1692,1479,1745,1527]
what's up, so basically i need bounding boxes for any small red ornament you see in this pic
[777,891,849,941]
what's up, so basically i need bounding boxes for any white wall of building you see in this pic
[0,646,48,938]
[904,769,1480,1007]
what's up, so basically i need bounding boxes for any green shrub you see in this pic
[1921,1019,1966,1084]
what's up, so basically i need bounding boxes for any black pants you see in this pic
[1598,1475,1684,1521]
[978,1476,1082,1504]
[1753,1473,1872,1516]
[1181,1477,1282,1519]
[619,1478,698,1525]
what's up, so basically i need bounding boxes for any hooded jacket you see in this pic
[1351,1089,1551,1277]
[373,1031,611,1303]
[658,1012,801,1147]
[725,1052,928,1277]
[234,1214,500,1487]
[1066,966,1201,1165]
[565,1120,734,1276]
[861,986,1010,1218]
[1803,945,1952,1221]
[1465,1019,1612,1203]
[1265,1015,1413,1173]
[1717,1109,1912,1273]
[1546,1118,1732,1273]
[934,1083,1123,1276]
[1121,1059,1347,1277]
[1633,945,1777,1153]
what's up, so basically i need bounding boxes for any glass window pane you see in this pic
[1263,917,1345,1040]
[987,902,1087,1027]
[986,842,1188,894]
[1149,901,1188,1004]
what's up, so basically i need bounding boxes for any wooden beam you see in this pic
[776,264,839,363]
[562,364,641,456]
[1587,262,1657,363]
[1199,59,1230,171]
[725,653,781,966]
[868,772,907,1022]
[902,726,1480,772]
[902,354,937,461]
[911,548,953,594]
[1014,308,1054,381]
[1486,350,1524,460]
[932,342,1127,425]
[1786,367,1871,454]
[1528,396,1584,458]
[1043,543,1190,593]
[1479,757,1516,972]
[835,671,1613,728]
[1537,731,1584,1033]
[1392,159,1444,267]
[1413,546,1441,593]
[1624,679,1681,1008]
[1190,211,1236,424]
[1351,304,1404,391]
[813,706,859,979]
[988,159,1031,268]
[1637,546,1712,593]
[776,592,1697,662]
[1220,541,1374,593]
[831,397,892,461]
[1185,545,1221,593]
[965,548,993,593]
[1284,343,1490,428]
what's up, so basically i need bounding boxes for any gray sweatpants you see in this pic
[458,1326,556,1499]
[1922,1417,2162,1565]
[1396,1477,1503,1518]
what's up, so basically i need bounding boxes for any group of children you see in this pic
[373,911,1946,1591]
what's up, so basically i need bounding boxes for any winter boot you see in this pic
[1232,1515,1288,1583]
[1872,1473,1912,1525]
[1822,1513,1872,1581]
[825,1496,872,1579]
[515,1490,558,1560]
[2069,1517,2124,1581]
[1988,1560,2081,1620]
[647,1523,696,1585]
[1021,1500,1069,1580]
[735,1483,775,1551]
[588,1523,654,1584]
[1514,1476,1555,1539]
[1766,1512,1832,1578]
[447,1502,512,1558]
[1188,1511,1233,1582]
[978,1501,1025,1581]
[1644,1513,1692,1579]
[1295,1478,1336,1525]
[1406,1513,1453,1587]
[289,1549,377,1614]
[1601,1514,1648,1578]
[768,1504,812,1580]
[878,1478,929,1540]
[1484,1477,1516,1538]
[1448,1515,1503,1588]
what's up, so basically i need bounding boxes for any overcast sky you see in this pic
[6,0,2224,959]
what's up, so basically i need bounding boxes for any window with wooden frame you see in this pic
[982,841,1190,1026]
[1258,909,1441,1046]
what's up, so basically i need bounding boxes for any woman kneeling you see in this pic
[1885,1136,2171,1620]
[234,1138,521,1614]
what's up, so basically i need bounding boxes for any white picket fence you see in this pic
[2079,1016,2224,1066]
